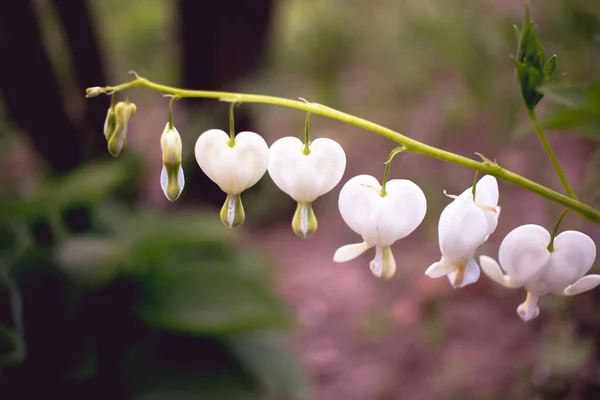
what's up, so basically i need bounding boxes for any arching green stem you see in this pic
[87,76,600,224]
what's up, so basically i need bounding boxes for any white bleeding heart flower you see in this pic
[160,123,185,202]
[268,136,346,238]
[195,129,269,228]
[333,174,427,279]
[425,175,500,288]
[480,224,599,321]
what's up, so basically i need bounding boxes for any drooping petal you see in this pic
[425,260,458,278]
[268,137,346,203]
[195,129,269,195]
[333,242,374,262]
[446,258,480,288]
[541,230,597,294]
[337,175,382,239]
[369,246,396,279]
[563,274,600,296]
[438,194,488,266]
[479,255,521,288]
[516,292,540,321]
[498,224,550,286]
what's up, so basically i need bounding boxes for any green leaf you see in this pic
[537,84,588,108]
[137,263,291,335]
[0,326,26,373]
[228,332,309,400]
[55,235,122,285]
[0,159,135,222]
[539,107,600,139]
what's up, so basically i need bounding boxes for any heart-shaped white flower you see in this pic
[268,136,346,237]
[333,174,427,279]
[195,129,269,228]
[425,175,500,288]
[480,224,599,321]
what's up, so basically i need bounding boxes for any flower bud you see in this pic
[107,102,136,157]
[159,123,185,202]
[291,202,318,238]
[86,87,103,98]
[103,107,117,141]
[220,194,245,228]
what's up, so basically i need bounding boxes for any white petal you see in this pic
[160,165,185,202]
[337,175,382,239]
[369,246,396,279]
[563,274,600,296]
[473,175,499,208]
[479,255,520,288]
[333,242,374,262]
[516,292,540,321]
[425,260,458,278]
[268,137,346,203]
[498,224,550,286]
[447,258,480,288]
[543,230,597,293]
[195,129,269,195]
[363,179,426,246]
[438,194,488,265]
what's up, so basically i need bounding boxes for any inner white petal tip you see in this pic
[333,242,373,263]
[425,261,457,279]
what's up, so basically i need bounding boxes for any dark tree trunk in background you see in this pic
[0,0,81,173]
[0,0,108,174]
[177,0,274,206]
[51,0,110,159]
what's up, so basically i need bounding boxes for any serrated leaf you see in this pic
[228,332,309,400]
[537,84,588,108]
[137,264,291,335]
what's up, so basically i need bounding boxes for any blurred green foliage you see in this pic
[0,157,308,399]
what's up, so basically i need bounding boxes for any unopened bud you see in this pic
[220,194,245,228]
[106,102,136,157]
[160,123,183,165]
[103,108,117,140]
[86,87,103,98]
[292,202,318,238]
[159,123,185,202]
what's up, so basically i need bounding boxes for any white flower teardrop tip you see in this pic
[425,175,500,288]
[480,224,599,321]
[195,129,269,228]
[268,136,346,238]
[334,175,426,279]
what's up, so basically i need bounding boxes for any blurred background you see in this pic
[0,0,600,399]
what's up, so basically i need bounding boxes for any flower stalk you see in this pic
[86,75,600,224]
